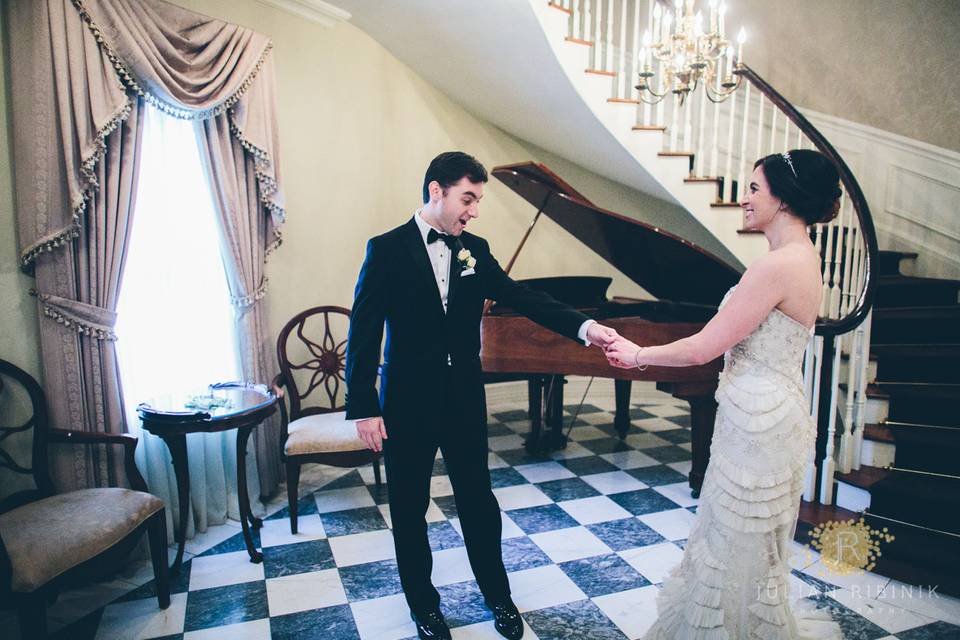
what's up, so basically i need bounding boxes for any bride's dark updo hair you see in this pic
[753,149,842,225]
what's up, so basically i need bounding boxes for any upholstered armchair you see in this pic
[273,306,382,534]
[0,359,169,639]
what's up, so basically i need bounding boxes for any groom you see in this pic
[345,151,618,640]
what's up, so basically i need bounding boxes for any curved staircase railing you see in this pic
[542,0,880,504]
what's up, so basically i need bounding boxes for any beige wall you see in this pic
[728,0,960,152]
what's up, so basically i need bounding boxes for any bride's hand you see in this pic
[605,337,641,369]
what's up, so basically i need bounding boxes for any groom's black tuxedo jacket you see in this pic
[345,217,590,431]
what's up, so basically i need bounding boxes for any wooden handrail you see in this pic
[736,64,879,338]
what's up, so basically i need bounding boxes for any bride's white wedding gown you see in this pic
[643,287,842,640]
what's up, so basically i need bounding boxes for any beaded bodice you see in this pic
[719,286,814,388]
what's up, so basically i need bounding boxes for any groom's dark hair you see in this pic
[422,151,488,203]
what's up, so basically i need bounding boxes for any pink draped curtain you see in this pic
[5,0,285,495]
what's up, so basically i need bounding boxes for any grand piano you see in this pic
[480,162,742,496]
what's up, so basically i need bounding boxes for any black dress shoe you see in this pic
[490,600,524,639]
[410,608,451,640]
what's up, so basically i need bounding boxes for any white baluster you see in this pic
[820,223,836,318]
[568,0,576,37]
[796,126,803,149]
[670,93,680,151]
[606,0,615,73]
[829,199,846,319]
[769,108,778,155]
[754,93,765,168]
[803,335,824,502]
[683,91,693,152]
[655,55,665,126]
[782,116,790,151]
[709,71,720,180]
[696,83,707,176]
[723,87,737,201]
[736,82,751,202]
[852,308,872,471]
[819,343,842,505]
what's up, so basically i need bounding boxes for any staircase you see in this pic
[835,250,960,595]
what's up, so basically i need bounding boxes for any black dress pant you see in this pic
[382,373,510,614]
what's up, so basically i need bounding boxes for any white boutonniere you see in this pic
[457,248,477,272]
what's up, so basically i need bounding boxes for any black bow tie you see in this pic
[427,228,459,250]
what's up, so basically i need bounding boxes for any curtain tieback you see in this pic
[230,278,269,309]
[32,290,118,341]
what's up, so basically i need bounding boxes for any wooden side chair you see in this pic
[0,359,169,639]
[273,306,382,534]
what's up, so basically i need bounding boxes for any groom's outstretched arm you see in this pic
[476,238,617,347]
[345,237,387,421]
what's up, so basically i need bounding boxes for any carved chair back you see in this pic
[275,306,352,425]
[0,360,54,515]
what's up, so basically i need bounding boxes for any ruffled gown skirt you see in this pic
[642,363,842,640]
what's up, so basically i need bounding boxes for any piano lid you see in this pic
[492,162,742,307]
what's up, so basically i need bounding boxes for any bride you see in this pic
[605,149,844,639]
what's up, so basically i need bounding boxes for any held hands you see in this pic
[604,337,644,369]
[357,416,388,452]
[586,323,620,349]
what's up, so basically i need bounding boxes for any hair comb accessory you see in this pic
[781,151,798,178]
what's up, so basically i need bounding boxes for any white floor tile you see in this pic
[620,542,684,583]
[529,526,612,563]
[593,584,660,639]
[875,578,960,626]
[487,434,525,451]
[666,460,692,476]
[642,406,689,418]
[430,475,454,497]
[431,546,475,586]
[451,619,539,639]
[633,417,685,432]
[558,496,633,525]
[378,503,393,528]
[601,450,659,470]
[188,550,265,591]
[638,509,697,541]
[184,618,271,640]
[488,452,509,469]
[258,513,326,548]
[184,521,243,556]
[624,433,671,450]
[578,412,614,426]
[265,568,347,617]
[580,470,648,495]
[508,564,587,613]
[313,486,376,513]
[678,442,692,452]
[548,441,593,460]
[493,484,552,510]
[568,426,610,442]
[829,586,937,633]
[651,482,699,508]
[357,464,384,486]
[513,461,576,483]
[328,529,396,567]
[95,592,187,640]
[350,593,418,640]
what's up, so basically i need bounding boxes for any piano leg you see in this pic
[686,396,718,499]
[614,380,632,439]
[525,377,543,455]
[523,375,568,455]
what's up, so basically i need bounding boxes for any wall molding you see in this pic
[256,0,351,27]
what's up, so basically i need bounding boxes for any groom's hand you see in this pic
[357,416,388,452]
[586,323,620,348]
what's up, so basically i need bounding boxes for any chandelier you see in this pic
[636,0,746,104]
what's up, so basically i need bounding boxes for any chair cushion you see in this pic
[0,488,164,593]
[284,411,370,456]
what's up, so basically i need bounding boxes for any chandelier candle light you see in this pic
[637,0,746,104]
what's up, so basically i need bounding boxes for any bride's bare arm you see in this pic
[606,253,793,368]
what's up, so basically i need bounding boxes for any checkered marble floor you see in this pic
[44,381,960,639]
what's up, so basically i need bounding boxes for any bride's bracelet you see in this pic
[634,347,648,371]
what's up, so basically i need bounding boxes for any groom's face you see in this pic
[434,177,484,236]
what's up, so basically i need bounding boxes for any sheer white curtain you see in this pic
[116,105,263,544]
